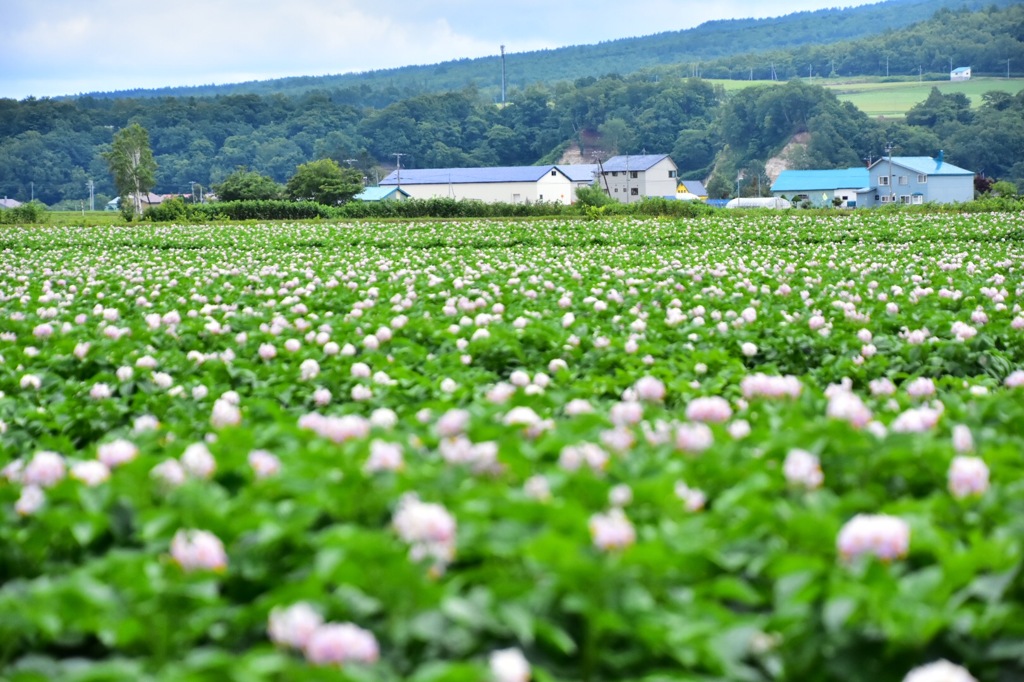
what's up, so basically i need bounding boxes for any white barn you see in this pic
[950,66,971,81]
[379,166,576,204]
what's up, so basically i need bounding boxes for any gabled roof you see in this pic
[952,67,971,74]
[0,198,23,209]
[678,180,707,195]
[354,186,410,201]
[771,167,870,193]
[870,156,973,176]
[557,164,599,183]
[601,154,675,172]
[380,165,568,185]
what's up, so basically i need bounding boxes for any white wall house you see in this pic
[596,155,679,203]
[379,166,576,204]
[950,66,971,81]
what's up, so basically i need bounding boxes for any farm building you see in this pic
[379,165,576,204]
[677,180,708,199]
[0,197,23,209]
[771,168,872,208]
[353,186,410,202]
[104,193,164,211]
[950,66,971,81]
[596,155,679,203]
[559,164,600,191]
[869,153,974,205]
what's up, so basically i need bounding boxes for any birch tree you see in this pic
[103,123,157,219]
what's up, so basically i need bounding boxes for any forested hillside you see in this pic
[1,3,1022,208]
[76,0,1017,103]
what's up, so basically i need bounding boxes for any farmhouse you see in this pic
[0,197,23,209]
[771,167,872,208]
[596,154,679,203]
[353,186,410,202]
[869,153,974,205]
[677,180,708,199]
[950,66,971,81]
[379,165,576,204]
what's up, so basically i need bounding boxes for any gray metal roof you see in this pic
[380,165,567,185]
[601,154,675,172]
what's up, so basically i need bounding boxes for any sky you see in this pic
[1,0,880,100]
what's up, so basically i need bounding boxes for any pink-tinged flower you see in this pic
[857,328,873,343]
[96,436,138,466]
[728,419,751,439]
[1005,370,1024,388]
[181,443,216,479]
[300,359,320,381]
[350,362,371,378]
[117,366,135,382]
[486,382,516,404]
[284,338,301,353]
[826,391,873,429]
[439,436,499,473]
[150,459,186,487]
[2,459,24,483]
[504,406,540,428]
[741,342,758,357]
[740,373,802,399]
[902,660,976,682]
[948,456,989,499]
[490,647,531,682]
[268,602,323,650]
[609,483,633,507]
[436,409,470,438]
[73,342,91,360]
[304,622,380,666]
[369,408,398,430]
[301,414,371,444]
[891,405,942,433]
[351,385,373,401]
[674,422,713,454]
[905,377,936,398]
[258,343,277,360]
[951,424,974,453]
[248,449,281,479]
[634,376,665,402]
[170,529,228,572]
[685,396,732,423]
[20,374,41,390]
[548,358,568,373]
[609,401,643,426]
[210,398,241,429]
[71,460,111,487]
[600,426,635,453]
[564,398,594,416]
[392,495,457,571]
[133,414,160,433]
[23,451,66,488]
[589,508,636,551]
[88,382,112,399]
[364,440,404,473]
[523,475,551,501]
[15,485,45,516]
[868,378,896,396]
[509,370,531,387]
[136,355,158,369]
[837,514,910,562]
[559,443,609,473]
[674,481,707,511]
[440,377,458,393]
[783,449,823,489]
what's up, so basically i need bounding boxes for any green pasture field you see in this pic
[709,76,1024,117]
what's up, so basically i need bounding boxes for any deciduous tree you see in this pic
[285,159,363,205]
[102,123,157,219]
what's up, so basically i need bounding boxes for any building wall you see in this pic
[601,159,679,203]
[391,175,574,204]
[870,163,973,205]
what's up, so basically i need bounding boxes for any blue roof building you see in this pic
[771,167,871,208]
[868,153,974,205]
[379,165,576,204]
[353,186,410,202]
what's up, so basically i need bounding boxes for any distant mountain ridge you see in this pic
[76,0,1016,101]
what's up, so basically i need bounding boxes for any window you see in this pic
[879,175,890,186]
[630,171,638,179]
[912,195,923,205]
[900,195,911,204]
[611,172,619,177]
[512,193,521,203]
[630,187,639,196]
[539,194,543,201]
[668,170,677,178]
[917,174,927,183]
[898,176,908,186]
[880,195,891,203]
[550,170,556,176]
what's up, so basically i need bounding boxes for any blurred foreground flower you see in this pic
[589,508,636,551]
[902,659,976,682]
[170,529,228,572]
[837,514,909,562]
[490,647,531,682]
[948,456,989,499]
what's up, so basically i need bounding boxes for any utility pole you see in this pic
[886,56,889,78]
[500,45,507,105]
[88,179,95,211]
[625,155,631,204]
[1008,59,1012,80]
[885,142,894,204]
[30,181,34,202]
[392,153,406,189]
